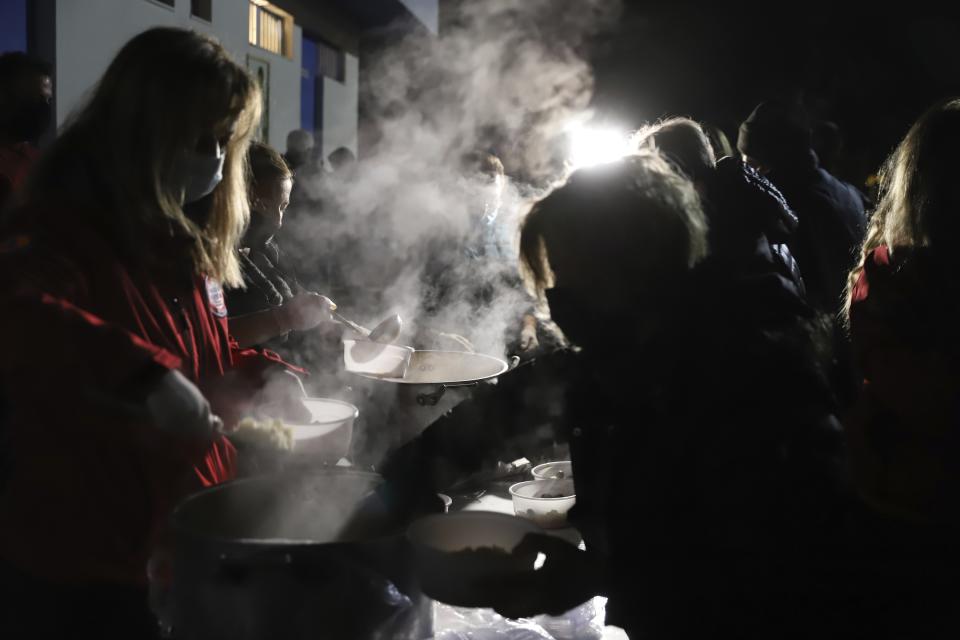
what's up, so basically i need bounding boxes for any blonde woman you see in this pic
[845,98,960,524]
[0,28,293,635]
[839,97,960,639]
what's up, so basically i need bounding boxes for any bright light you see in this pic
[567,124,633,169]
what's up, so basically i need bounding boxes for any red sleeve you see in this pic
[0,239,221,466]
[0,233,238,584]
[202,342,309,428]
[3,292,182,387]
[848,246,960,437]
[0,235,182,388]
[230,341,308,377]
[194,436,238,487]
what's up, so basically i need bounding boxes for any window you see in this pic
[248,1,294,58]
[150,0,175,7]
[316,39,345,83]
[191,0,211,21]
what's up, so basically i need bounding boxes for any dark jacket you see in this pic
[226,239,298,318]
[566,262,848,638]
[703,156,806,296]
[767,152,866,313]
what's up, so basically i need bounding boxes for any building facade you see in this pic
[0,0,436,161]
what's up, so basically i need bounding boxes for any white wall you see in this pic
[321,52,357,159]
[54,0,301,150]
[399,0,438,34]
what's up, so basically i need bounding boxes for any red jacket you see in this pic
[0,206,288,585]
[0,142,39,209]
[848,245,960,521]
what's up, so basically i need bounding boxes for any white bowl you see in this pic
[343,339,413,378]
[407,511,543,607]
[291,398,358,462]
[509,479,576,529]
[531,461,573,480]
[302,397,358,424]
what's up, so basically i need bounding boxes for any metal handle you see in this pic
[416,385,447,406]
[415,381,481,406]
[332,311,370,337]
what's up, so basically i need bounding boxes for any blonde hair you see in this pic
[844,98,960,321]
[636,117,717,182]
[520,150,708,299]
[24,28,261,286]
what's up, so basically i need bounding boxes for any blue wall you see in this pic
[0,0,28,53]
[300,36,317,133]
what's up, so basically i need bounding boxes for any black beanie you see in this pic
[737,101,812,169]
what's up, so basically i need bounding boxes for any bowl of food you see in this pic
[343,339,414,378]
[230,416,295,452]
[531,461,573,480]
[509,479,576,529]
[289,398,358,462]
[407,511,542,607]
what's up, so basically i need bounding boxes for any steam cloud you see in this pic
[283,0,621,359]
[272,0,622,463]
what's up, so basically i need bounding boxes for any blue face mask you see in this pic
[177,143,225,204]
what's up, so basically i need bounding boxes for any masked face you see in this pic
[541,233,664,358]
[7,99,52,141]
[2,74,53,142]
[176,140,225,204]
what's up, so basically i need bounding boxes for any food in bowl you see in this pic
[509,479,576,529]
[230,416,294,451]
[531,461,573,480]
[407,511,542,607]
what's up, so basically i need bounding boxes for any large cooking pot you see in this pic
[169,468,434,640]
[356,349,508,386]
[346,350,513,465]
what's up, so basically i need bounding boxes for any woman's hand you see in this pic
[146,369,222,439]
[254,369,312,423]
[279,292,336,332]
[519,314,539,351]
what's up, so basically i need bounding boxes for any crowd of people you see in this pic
[0,25,957,639]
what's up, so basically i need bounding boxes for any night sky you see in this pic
[589,2,960,186]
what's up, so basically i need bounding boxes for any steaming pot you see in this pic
[347,350,512,463]
[167,468,434,640]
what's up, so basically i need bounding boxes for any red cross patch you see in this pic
[205,276,228,318]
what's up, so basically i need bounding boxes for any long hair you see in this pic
[637,117,716,183]
[23,28,261,286]
[844,98,960,321]
[519,150,708,301]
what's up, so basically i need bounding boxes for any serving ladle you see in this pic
[332,312,403,344]
[334,312,405,366]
